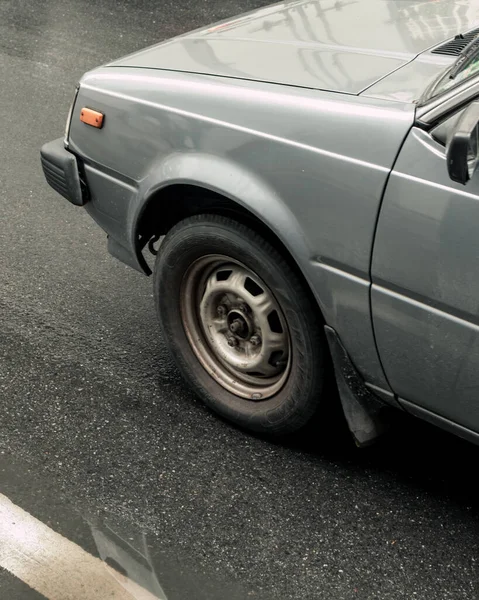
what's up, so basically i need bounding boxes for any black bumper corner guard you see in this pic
[40,138,85,206]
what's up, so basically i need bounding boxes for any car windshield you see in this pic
[425,45,479,102]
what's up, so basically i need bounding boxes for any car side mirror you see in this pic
[447,101,479,185]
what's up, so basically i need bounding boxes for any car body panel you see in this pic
[371,127,479,431]
[109,0,479,95]
[68,68,415,390]
[361,55,452,104]
[110,37,406,96]
[400,398,479,447]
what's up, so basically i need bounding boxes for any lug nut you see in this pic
[227,335,238,347]
[250,334,261,346]
[217,304,227,317]
[239,303,250,313]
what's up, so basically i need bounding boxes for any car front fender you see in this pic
[131,151,312,278]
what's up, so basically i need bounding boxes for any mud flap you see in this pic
[324,326,390,447]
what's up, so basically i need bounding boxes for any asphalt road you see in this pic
[2,1,479,599]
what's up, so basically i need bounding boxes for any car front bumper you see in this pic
[40,138,86,206]
[40,137,149,274]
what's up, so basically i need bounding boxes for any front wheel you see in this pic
[154,214,328,436]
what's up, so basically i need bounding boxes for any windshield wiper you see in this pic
[449,34,479,80]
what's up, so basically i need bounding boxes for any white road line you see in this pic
[0,493,166,600]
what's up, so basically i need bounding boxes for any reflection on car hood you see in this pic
[110,0,479,96]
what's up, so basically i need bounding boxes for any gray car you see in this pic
[41,0,479,446]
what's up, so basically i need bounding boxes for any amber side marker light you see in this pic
[80,108,104,128]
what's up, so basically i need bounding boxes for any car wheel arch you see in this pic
[132,153,301,253]
[135,178,324,316]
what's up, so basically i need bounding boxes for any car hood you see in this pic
[110,0,479,96]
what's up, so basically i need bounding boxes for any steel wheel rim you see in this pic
[180,255,291,400]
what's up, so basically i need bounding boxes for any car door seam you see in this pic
[367,119,415,392]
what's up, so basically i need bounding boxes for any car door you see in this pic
[371,85,479,434]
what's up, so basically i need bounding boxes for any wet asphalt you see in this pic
[1,1,479,599]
